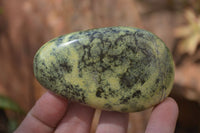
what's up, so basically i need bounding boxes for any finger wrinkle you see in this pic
[29,112,56,130]
[31,91,68,127]
[55,103,95,133]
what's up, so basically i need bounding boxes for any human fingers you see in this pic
[145,97,179,133]
[14,91,68,133]
[54,102,95,133]
[96,111,128,133]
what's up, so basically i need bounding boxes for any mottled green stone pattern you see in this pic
[33,27,174,112]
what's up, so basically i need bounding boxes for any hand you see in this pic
[14,91,178,133]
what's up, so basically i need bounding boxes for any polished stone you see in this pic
[33,27,174,112]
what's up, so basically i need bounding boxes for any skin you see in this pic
[14,91,178,133]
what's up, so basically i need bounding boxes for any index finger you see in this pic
[14,91,68,133]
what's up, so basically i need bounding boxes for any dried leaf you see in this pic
[178,33,200,54]
[174,9,200,55]
[174,25,192,38]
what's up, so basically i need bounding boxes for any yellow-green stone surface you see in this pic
[33,27,174,112]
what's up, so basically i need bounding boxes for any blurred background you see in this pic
[0,0,200,132]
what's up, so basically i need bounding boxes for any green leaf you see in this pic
[0,95,24,113]
[8,119,19,133]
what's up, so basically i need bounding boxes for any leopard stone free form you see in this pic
[33,27,174,112]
